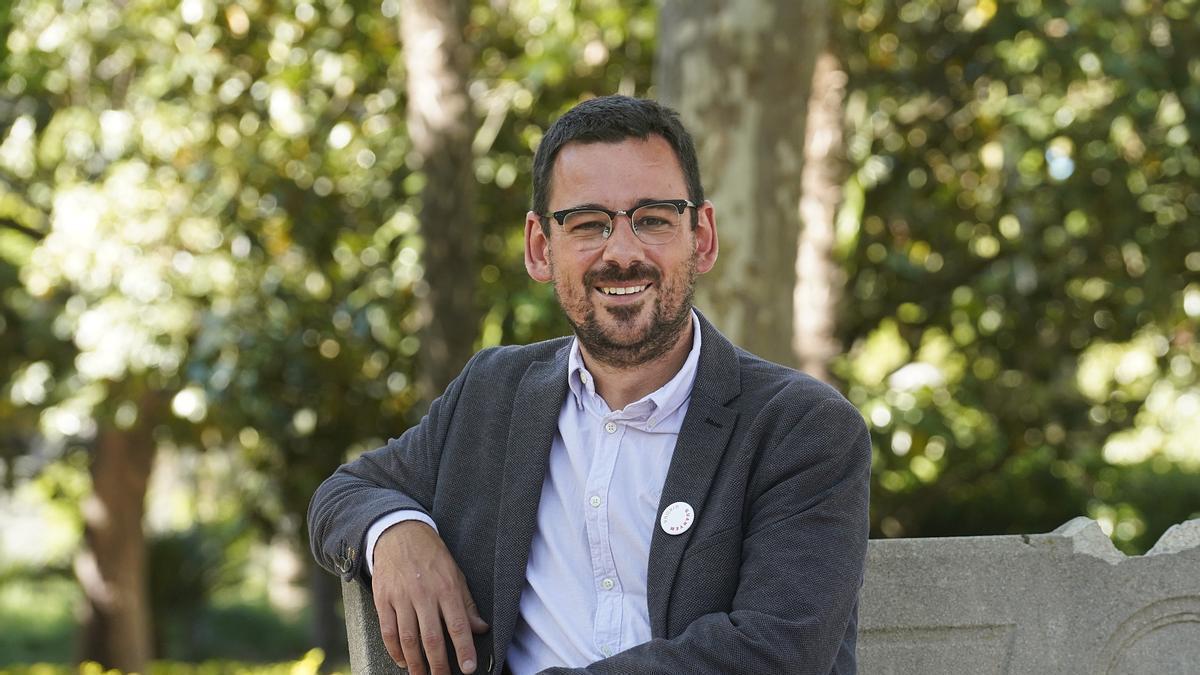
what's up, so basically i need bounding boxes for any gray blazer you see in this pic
[308,313,870,674]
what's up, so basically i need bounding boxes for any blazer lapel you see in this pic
[491,346,569,668]
[646,313,741,636]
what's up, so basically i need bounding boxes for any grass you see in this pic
[0,574,328,671]
[0,574,78,663]
[0,649,347,674]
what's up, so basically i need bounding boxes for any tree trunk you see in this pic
[400,0,479,399]
[76,411,157,670]
[656,0,830,368]
[794,49,848,383]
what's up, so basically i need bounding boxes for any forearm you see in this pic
[307,351,483,582]
[307,459,434,581]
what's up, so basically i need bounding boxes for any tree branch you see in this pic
[0,217,47,241]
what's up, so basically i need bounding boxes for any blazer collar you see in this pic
[491,341,570,671]
[689,310,742,406]
[646,310,741,635]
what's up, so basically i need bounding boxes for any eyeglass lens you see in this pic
[561,203,681,247]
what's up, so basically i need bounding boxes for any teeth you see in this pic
[601,285,647,296]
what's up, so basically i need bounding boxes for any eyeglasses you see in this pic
[542,199,696,250]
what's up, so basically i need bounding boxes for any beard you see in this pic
[553,257,697,369]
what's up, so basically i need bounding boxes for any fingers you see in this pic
[376,599,415,672]
[441,596,479,674]
[383,595,479,675]
[412,594,453,675]
[372,522,488,674]
[463,589,490,634]
[375,587,436,675]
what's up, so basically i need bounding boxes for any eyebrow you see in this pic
[561,198,675,212]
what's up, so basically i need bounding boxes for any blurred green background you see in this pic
[1,0,1197,671]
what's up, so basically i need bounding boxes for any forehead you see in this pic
[548,135,687,209]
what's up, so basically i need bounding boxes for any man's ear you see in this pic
[525,211,553,282]
[693,200,719,275]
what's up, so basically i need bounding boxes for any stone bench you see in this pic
[342,517,1200,673]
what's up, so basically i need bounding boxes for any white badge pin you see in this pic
[660,501,695,535]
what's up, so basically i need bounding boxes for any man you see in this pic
[309,96,870,675]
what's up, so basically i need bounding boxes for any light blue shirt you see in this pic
[366,311,702,674]
[506,311,701,673]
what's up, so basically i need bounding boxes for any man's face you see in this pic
[524,135,718,368]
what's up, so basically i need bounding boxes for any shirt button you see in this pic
[604,422,617,433]
[601,646,612,657]
[589,495,602,508]
[601,578,615,590]
[581,372,590,384]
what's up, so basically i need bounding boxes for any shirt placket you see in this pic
[583,411,625,658]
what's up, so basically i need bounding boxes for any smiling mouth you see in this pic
[598,284,649,296]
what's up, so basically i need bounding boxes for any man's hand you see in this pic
[372,521,489,675]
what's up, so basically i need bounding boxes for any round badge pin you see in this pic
[660,501,695,535]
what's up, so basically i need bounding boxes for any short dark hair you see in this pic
[531,96,704,235]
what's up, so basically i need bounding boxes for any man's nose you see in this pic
[601,213,644,264]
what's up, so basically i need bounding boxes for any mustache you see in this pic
[584,262,662,287]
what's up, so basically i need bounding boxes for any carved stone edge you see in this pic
[1041,517,1200,561]
[866,517,1200,562]
[1147,519,1200,556]
[1050,517,1126,564]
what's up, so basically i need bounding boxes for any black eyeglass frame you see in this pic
[540,199,697,244]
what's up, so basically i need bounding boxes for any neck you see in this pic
[579,318,695,411]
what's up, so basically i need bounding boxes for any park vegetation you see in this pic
[1,0,1196,670]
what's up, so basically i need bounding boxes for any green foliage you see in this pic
[0,0,656,531]
[168,600,313,663]
[0,567,312,666]
[0,649,341,674]
[3,0,1198,667]
[838,0,1200,551]
[0,574,78,664]
[147,521,264,660]
[0,0,655,661]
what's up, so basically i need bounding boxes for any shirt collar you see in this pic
[567,310,702,425]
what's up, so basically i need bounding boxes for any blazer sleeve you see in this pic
[540,396,872,675]
[306,349,482,584]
